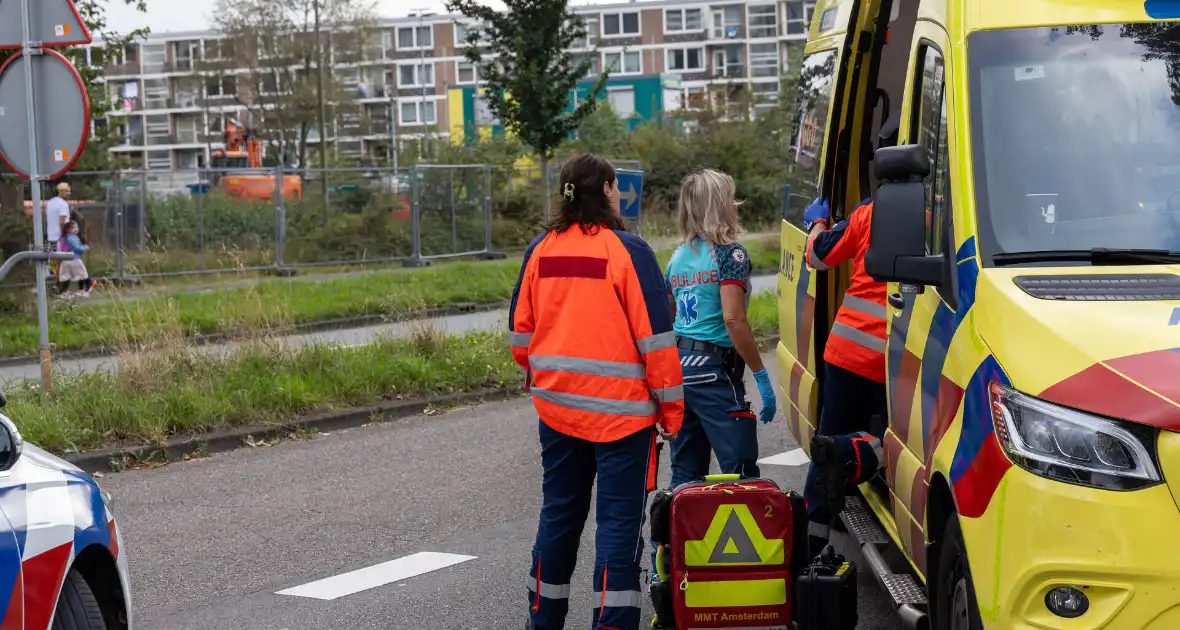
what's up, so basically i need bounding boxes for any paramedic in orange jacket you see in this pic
[510,154,683,630]
[800,197,887,551]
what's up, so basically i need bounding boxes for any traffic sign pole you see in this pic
[21,0,51,394]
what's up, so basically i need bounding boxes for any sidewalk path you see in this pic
[0,275,778,382]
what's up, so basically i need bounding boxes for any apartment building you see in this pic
[91,0,816,171]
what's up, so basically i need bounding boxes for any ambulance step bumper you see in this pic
[840,495,929,630]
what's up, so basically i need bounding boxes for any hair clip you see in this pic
[563,183,575,200]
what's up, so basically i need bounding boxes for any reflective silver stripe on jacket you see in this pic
[651,384,684,403]
[527,578,571,600]
[807,240,829,271]
[830,322,886,354]
[592,589,644,609]
[841,294,887,320]
[529,356,646,380]
[532,388,658,417]
[509,331,533,348]
[636,331,675,354]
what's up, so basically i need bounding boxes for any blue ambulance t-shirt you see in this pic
[665,239,752,348]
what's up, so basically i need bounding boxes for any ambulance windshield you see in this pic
[969,23,1180,266]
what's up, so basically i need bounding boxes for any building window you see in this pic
[474,94,499,126]
[666,48,704,72]
[397,25,432,49]
[748,4,778,38]
[749,42,779,77]
[665,8,702,32]
[454,22,488,47]
[602,12,639,37]
[204,38,233,60]
[398,62,434,87]
[205,75,236,97]
[583,16,599,47]
[682,86,707,110]
[399,100,436,125]
[607,87,636,117]
[456,61,477,84]
[711,6,742,39]
[786,1,815,35]
[572,53,600,77]
[604,50,641,74]
[365,31,394,60]
[713,46,743,77]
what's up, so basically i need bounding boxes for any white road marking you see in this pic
[758,448,810,467]
[276,552,477,601]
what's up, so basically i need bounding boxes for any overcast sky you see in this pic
[103,0,624,35]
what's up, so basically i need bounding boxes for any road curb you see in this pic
[0,301,509,368]
[64,387,524,473]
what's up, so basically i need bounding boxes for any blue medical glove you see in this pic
[751,369,777,424]
[803,198,830,227]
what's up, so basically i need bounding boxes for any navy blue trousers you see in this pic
[804,363,888,525]
[528,420,656,630]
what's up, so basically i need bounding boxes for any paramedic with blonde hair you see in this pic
[664,169,777,489]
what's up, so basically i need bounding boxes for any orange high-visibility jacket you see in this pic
[509,225,684,442]
[805,200,887,383]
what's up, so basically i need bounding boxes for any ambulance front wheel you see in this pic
[931,513,983,630]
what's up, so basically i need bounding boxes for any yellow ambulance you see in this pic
[777,0,1180,628]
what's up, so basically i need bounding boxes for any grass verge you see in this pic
[0,236,780,358]
[7,328,519,454]
[9,290,781,456]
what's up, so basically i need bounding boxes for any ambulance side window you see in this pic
[786,50,839,228]
[910,43,956,307]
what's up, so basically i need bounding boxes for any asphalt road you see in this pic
[100,353,905,630]
[0,276,778,383]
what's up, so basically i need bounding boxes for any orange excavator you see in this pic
[210,119,302,201]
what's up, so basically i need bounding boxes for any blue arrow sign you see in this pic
[616,169,644,220]
[1170,307,1180,326]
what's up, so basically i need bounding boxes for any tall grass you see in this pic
[0,236,781,358]
[6,328,518,454]
[5,289,783,456]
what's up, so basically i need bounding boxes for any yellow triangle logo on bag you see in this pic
[684,504,784,567]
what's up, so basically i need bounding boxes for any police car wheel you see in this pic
[932,514,983,630]
[51,569,108,630]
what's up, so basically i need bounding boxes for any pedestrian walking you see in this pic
[510,153,684,630]
[45,182,72,282]
[663,168,777,485]
[57,221,92,298]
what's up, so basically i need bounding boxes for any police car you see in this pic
[0,406,131,630]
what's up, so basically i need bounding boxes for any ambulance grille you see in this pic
[1013,274,1180,301]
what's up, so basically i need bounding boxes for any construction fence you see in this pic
[0,159,641,286]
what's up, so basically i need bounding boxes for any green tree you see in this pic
[210,0,376,168]
[445,0,608,211]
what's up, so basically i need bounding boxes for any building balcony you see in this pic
[168,96,202,109]
[166,59,199,73]
[711,66,747,80]
[362,48,396,63]
[105,61,141,76]
[199,94,238,107]
[112,134,145,148]
[708,24,745,40]
[360,119,392,136]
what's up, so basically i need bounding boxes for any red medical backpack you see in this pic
[651,474,807,629]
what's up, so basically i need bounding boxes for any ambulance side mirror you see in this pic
[865,145,944,287]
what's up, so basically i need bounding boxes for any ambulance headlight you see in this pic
[989,383,1161,490]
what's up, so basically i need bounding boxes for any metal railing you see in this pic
[0,157,641,287]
